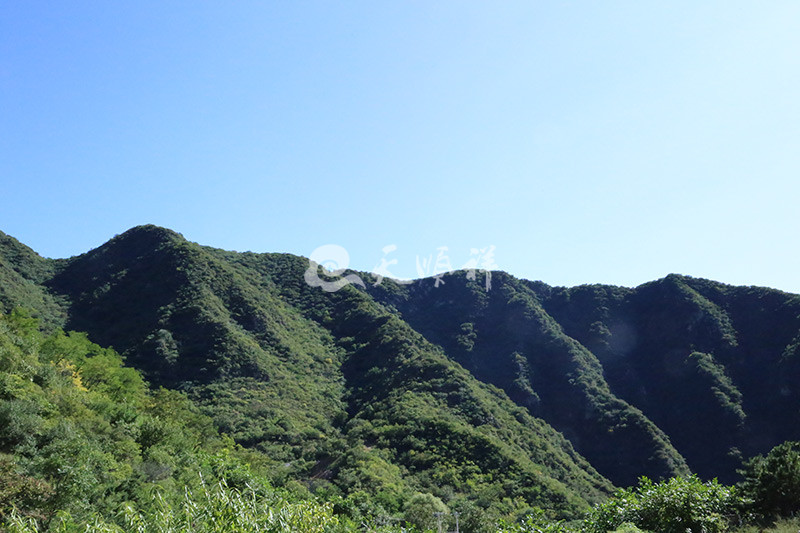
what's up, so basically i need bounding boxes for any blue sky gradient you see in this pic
[2,2,799,291]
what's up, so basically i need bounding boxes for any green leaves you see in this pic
[739,441,800,520]
[583,475,742,533]
[402,492,449,532]
[5,476,341,533]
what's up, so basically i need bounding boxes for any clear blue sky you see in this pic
[2,2,799,292]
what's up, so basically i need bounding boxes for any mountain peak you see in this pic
[73,225,188,262]
[112,224,184,245]
[0,229,53,283]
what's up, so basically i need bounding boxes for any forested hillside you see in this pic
[369,272,800,484]
[2,225,800,531]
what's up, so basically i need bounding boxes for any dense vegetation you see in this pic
[0,308,322,528]
[369,272,800,486]
[2,225,800,531]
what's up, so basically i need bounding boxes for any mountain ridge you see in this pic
[2,225,799,518]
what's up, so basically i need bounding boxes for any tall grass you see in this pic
[5,475,339,533]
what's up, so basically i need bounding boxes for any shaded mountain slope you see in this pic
[368,270,800,484]
[530,275,800,482]
[368,273,690,487]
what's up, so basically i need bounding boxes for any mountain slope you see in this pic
[2,224,800,511]
[530,274,800,482]
[368,272,690,487]
[368,269,800,485]
[0,231,66,329]
[38,226,612,518]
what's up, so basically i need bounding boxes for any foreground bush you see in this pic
[582,475,742,533]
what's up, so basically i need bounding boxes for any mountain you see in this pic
[367,274,689,487]
[0,231,65,329]
[0,226,610,521]
[2,225,799,520]
[368,272,800,484]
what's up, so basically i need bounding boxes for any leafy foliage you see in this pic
[402,492,448,531]
[738,441,800,520]
[583,475,742,533]
[0,309,230,523]
[5,475,340,533]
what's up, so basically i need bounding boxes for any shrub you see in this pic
[583,475,741,533]
[739,441,800,520]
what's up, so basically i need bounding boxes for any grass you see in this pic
[732,517,800,533]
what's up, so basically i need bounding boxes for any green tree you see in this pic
[583,475,740,533]
[403,492,448,532]
[739,441,800,520]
